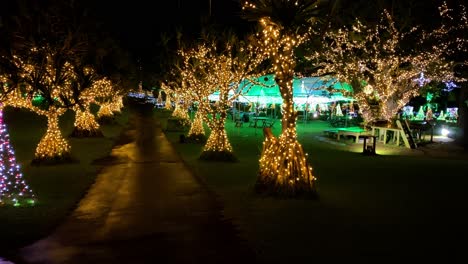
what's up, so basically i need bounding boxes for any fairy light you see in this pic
[9,48,75,162]
[308,4,466,124]
[176,37,267,157]
[110,96,124,113]
[93,78,118,120]
[164,93,172,110]
[97,103,114,119]
[0,106,36,206]
[187,110,205,137]
[73,106,101,136]
[70,75,114,136]
[172,104,191,126]
[177,44,214,139]
[34,108,71,161]
[243,0,318,196]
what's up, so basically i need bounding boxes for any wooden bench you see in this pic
[323,129,339,138]
[337,130,372,143]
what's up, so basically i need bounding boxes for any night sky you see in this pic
[1,0,248,63]
[90,0,247,56]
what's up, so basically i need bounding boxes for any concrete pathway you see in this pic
[17,107,256,264]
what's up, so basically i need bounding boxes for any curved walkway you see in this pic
[17,107,256,264]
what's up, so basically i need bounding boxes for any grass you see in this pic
[157,109,468,261]
[0,106,129,254]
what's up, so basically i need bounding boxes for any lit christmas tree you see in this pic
[415,106,425,120]
[438,110,446,121]
[0,108,35,206]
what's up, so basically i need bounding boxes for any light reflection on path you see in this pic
[17,106,256,264]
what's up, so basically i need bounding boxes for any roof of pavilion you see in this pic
[209,74,354,104]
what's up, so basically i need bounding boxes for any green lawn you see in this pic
[0,106,129,254]
[159,110,468,261]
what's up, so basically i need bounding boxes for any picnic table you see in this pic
[249,117,269,128]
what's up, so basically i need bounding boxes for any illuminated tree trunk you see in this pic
[165,93,172,110]
[172,102,191,126]
[97,103,114,123]
[257,60,317,197]
[33,108,71,163]
[188,110,205,137]
[200,106,236,161]
[355,82,418,125]
[71,106,102,137]
[203,117,232,152]
[110,96,124,113]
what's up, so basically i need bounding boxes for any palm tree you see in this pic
[242,0,329,197]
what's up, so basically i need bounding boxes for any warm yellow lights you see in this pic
[308,6,466,124]
[110,96,124,113]
[73,106,100,136]
[188,111,205,137]
[172,103,191,126]
[175,36,266,157]
[34,109,71,161]
[242,0,318,196]
[97,103,114,119]
[203,126,233,153]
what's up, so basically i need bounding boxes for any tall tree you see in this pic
[179,33,266,161]
[242,0,324,197]
[6,0,89,163]
[308,3,466,125]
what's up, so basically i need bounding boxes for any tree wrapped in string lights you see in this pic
[9,51,75,164]
[177,44,216,142]
[160,85,174,111]
[109,94,125,114]
[0,104,36,206]
[308,4,466,125]
[0,74,36,206]
[242,0,320,197]
[95,79,118,123]
[70,67,103,137]
[164,70,192,126]
[183,36,266,161]
[161,81,191,130]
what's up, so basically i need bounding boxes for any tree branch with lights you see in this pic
[181,35,266,161]
[307,3,466,125]
[177,43,217,142]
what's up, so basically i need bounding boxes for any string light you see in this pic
[187,110,205,137]
[73,106,101,137]
[7,49,75,162]
[243,0,318,196]
[176,37,266,158]
[34,108,71,162]
[70,74,114,137]
[97,103,114,120]
[308,4,467,124]
[0,105,36,206]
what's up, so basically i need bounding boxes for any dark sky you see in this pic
[91,0,248,56]
[1,0,248,57]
